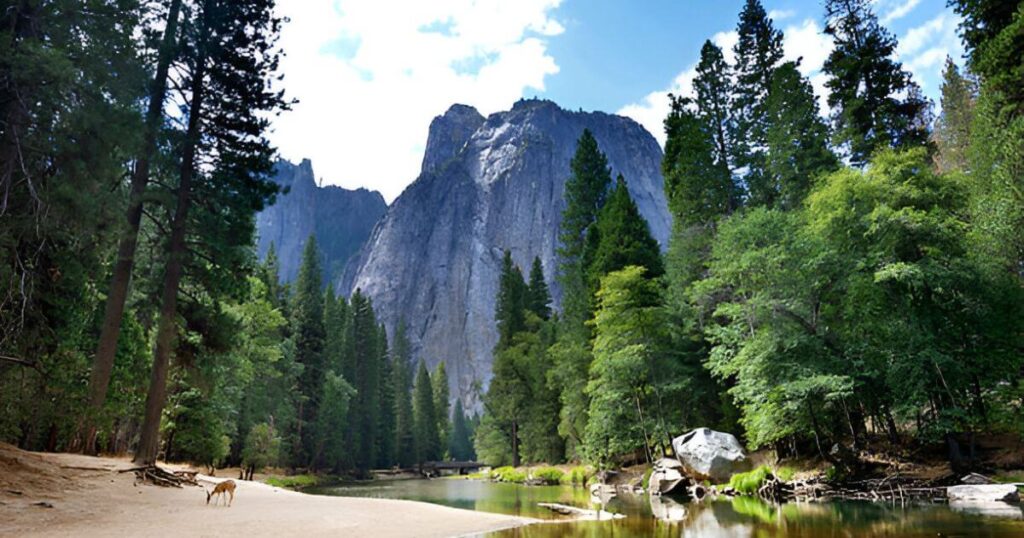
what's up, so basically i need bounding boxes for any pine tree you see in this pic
[934,58,978,173]
[134,0,288,466]
[391,322,416,467]
[346,290,381,472]
[432,362,451,457]
[694,40,735,172]
[585,175,664,289]
[84,0,184,454]
[663,96,737,226]
[289,237,326,466]
[823,0,930,165]
[495,251,528,350]
[526,257,552,320]
[557,129,613,328]
[377,327,395,468]
[412,361,440,464]
[449,399,475,461]
[731,0,785,202]
[951,0,1024,116]
[764,62,838,209]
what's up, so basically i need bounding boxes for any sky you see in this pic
[271,0,965,202]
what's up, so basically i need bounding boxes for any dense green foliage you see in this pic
[1,0,1021,481]
[472,0,1024,472]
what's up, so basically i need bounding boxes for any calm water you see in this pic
[307,478,1024,537]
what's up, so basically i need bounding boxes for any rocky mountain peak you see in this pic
[256,159,386,284]
[421,104,485,174]
[343,101,672,407]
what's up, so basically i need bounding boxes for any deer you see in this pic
[206,480,236,507]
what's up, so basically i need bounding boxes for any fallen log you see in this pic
[538,503,625,520]
[127,465,198,488]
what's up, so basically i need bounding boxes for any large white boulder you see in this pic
[947,484,1020,503]
[672,428,750,483]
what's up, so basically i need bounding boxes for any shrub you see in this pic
[265,474,319,489]
[491,466,527,483]
[642,467,654,489]
[727,465,773,495]
[531,467,565,485]
[560,465,595,486]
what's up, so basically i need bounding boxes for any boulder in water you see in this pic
[671,428,750,483]
[649,458,690,496]
[947,484,1020,503]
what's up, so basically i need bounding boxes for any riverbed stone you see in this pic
[947,484,1020,503]
[671,428,750,483]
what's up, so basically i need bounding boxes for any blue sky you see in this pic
[540,0,959,114]
[272,0,963,202]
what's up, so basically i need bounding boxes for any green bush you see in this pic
[727,465,773,495]
[265,474,319,489]
[642,467,654,489]
[775,466,796,482]
[491,466,528,483]
[531,467,565,485]
[560,465,595,486]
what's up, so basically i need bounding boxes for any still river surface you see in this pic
[307,478,1024,537]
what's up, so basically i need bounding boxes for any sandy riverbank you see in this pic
[0,444,534,537]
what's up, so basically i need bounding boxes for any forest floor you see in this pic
[0,443,535,537]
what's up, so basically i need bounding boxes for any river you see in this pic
[306,478,1024,537]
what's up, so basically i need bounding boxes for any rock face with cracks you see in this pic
[341,99,671,406]
[256,159,386,284]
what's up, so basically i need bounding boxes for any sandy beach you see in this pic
[0,444,533,537]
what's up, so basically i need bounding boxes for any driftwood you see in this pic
[122,465,199,488]
[787,475,948,503]
[538,503,626,520]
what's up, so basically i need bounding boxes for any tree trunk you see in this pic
[133,27,209,465]
[83,0,184,455]
[0,1,40,215]
[511,421,520,468]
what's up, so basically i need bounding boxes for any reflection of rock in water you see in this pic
[949,501,1024,520]
[686,504,755,537]
[649,495,687,521]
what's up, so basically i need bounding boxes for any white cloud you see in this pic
[270,0,564,202]
[619,20,834,145]
[880,0,922,24]
[768,9,796,22]
[616,31,736,146]
[896,11,964,93]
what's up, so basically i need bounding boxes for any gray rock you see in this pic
[946,484,1020,503]
[672,428,750,483]
[420,104,485,174]
[649,466,687,496]
[649,458,689,495]
[256,159,386,283]
[961,472,994,485]
[341,99,672,406]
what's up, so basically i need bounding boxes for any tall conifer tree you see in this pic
[412,361,440,464]
[694,40,735,173]
[823,0,930,164]
[526,257,552,320]
[731,0,784,203]
[764,62,838,209]
[432,361,451,457]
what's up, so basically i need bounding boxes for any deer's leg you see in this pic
[228,489,234,506]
